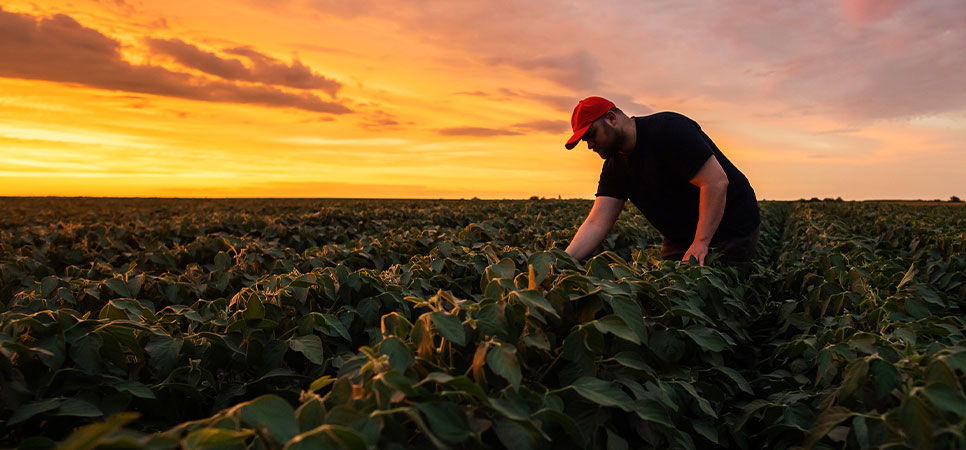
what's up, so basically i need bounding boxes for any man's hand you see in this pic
[682,241,709,265]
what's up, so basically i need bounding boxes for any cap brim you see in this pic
[564,123,592,150]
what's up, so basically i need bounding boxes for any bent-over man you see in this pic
[564,96,760,266]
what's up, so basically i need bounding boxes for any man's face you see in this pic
[582,114,620,160]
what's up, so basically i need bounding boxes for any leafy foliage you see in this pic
[1,198,964,449]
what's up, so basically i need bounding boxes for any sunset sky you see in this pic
[1,0,964,200]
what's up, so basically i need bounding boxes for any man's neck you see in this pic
[621,117,637,153]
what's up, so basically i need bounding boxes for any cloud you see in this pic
[224,46,342,94]
[512,120,569,134]
[457,88,575,112]
[436,120,569,137]
[437,127,523,137]
[455,90,491,97]
[360,109,413,131]
[275,0,966,125]
[286,42,354,56]
[0,7,350,114]
[489,49,602,91]
[147,38,342,94]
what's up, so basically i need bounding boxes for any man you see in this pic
[564,96,760,266]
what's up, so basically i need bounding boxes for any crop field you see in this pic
[1,197,964,449]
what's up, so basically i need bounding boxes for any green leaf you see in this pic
[183,428,253,448]
[673,381,717,418]
[527,252,555,286]
[493,418,540,450]
[922,383,966,416]
[606,427,629,450]
[321,314,351,340]
[41,276,59,298]
[286,425,369,450]
[489,397,531,421]
[488,258,517,280]
[803,406,854,448]
[713,366,753,395]
[509,289,560,319]
[633,402,675,428]
[683,326,727,352]
[55,412,140,450]
[295,398,325,433]
[853,415,870,448]
[422,373,487,402]
[614,352,654,373]
[692,419,719,444]
[570,377,634,412]
[113,380,156,399]
[523,329,550,351]
[649,329,685,363]
[870,358,901,399]
[379,337,414,372]
[104,278,132,298]
[214,251,232,271]
[486,343,522,389]
[309,376,335,392]
[289,335,325,365]
[415,401,470,444]
[145,335,184,375]
[608,296,647,343]
[8,398,64,425]
[837,358,869,401]
[429,311,466,346]
[244,295,265,320]
[70,334,103,374]
[899,395,933,450]
[593,315,640,344]
[239,395,299,444]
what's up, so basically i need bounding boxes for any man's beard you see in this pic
[603,126,628,160]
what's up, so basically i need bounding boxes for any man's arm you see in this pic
[683,156,729,265]
[565,196,626,260]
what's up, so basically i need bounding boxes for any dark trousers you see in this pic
[659,225,761,267]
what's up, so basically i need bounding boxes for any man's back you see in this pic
[595,112,760,246]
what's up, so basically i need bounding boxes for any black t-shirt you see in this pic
[596,112,760,246]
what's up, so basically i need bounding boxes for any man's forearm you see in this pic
[693,183,728,245]
[565,218,611,260]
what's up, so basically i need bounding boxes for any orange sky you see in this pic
[1,0,964,200]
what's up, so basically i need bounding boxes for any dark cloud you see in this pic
[360,110,413,131]
[437,127,523,137]
[146,39,342,95]
[0,7,350,114]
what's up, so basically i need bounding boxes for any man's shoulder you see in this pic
[634,112,699,149]
[636,111,696,128]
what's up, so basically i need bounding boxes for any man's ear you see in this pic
[603,110,618,126]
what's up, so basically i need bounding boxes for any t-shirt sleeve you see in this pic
[661,115,714,181]
[595,159,629,199]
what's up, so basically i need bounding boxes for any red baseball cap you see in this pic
[565,96,615,149]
